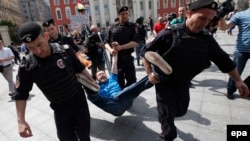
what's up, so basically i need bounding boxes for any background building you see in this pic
[18,0,51,24]
[0,0,22,25]
[49,0,250,34]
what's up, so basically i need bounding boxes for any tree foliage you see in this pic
[0,20,17,27]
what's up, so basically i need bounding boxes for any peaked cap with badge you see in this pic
[18,22,42,43]
[118,6,129,14]
[186,0,218,11]
[42,18,55,27]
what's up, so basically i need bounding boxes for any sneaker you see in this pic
[76,73,100,92]
[144,51,172,75]
[227,92,234,100]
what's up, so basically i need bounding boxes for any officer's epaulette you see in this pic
[20,53,38,71]
[50,43,70,54]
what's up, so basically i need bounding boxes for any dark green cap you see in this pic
[18,22,42,43]
[187,0,218,10]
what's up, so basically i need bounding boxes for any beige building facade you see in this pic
[0,0,22,25]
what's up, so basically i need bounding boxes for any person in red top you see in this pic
[153,17,166,36]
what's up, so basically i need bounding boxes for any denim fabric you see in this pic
[86,76,153,116]
[227,51,250,93]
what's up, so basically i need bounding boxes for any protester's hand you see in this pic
[148,72,159,84]
[18,121,33,138]
[110,49,117,56]
[111,42,122,51]
[235,81,249,98]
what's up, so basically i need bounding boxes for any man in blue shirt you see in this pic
[219,0,250,99]
[84,50,172,116]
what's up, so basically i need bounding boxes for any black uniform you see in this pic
[104,21,139,89]
[48,34,80,53]
[13,43,90,141]
[141,23,235,140]
[87,32,105,79]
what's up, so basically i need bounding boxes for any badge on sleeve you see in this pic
[57,59,65,69]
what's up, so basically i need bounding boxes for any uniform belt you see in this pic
[3,64,11,68]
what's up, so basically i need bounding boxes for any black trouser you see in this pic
[51,93,90,141]
[155,83,190,141]
[117,55,136,89]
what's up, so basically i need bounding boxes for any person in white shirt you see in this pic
[0,40,15,96]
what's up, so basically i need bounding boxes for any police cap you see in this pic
[18,22,42,43]
[118,6,128,14]
[187,0,218,11]
[42,18,54,27]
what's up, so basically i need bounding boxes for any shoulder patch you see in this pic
[50,43,67,54]
[20,54,38,71]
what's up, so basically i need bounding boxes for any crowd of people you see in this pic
[0,0,250,140]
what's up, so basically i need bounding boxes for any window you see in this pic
[149,1,151,9]
[85,7,90,15]
[179,0,184,6]
[140,1,143,10]
[64,0,69,5]
[54,0,59,5]
[163,0,168,8]
[59,25,64,33]
[56,8,62,20]
[95,6,99,15]
[157,0,160,9]
[104,5,108,14]
[65,7,71,19]
[171,0,176,8]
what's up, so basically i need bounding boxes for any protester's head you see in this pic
[117,6,129,24]
[178,6,187,19]
[90,25,99,33]
[96,70,108,83]
[73,30,80,36]
[18,22,50,58]
[43,19,58,39]
[186,0,218,33]
[158,17,164,23]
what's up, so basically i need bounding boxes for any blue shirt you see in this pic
[230,8,250,52]
[99,73,121,99]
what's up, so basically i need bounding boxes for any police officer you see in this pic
[43,19,80,53]
[141,0,249,140]
[13,22,97,141]
[104,6,139,89]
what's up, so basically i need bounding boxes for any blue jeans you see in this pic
[227,51,250,93]
[85,76,153,116]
